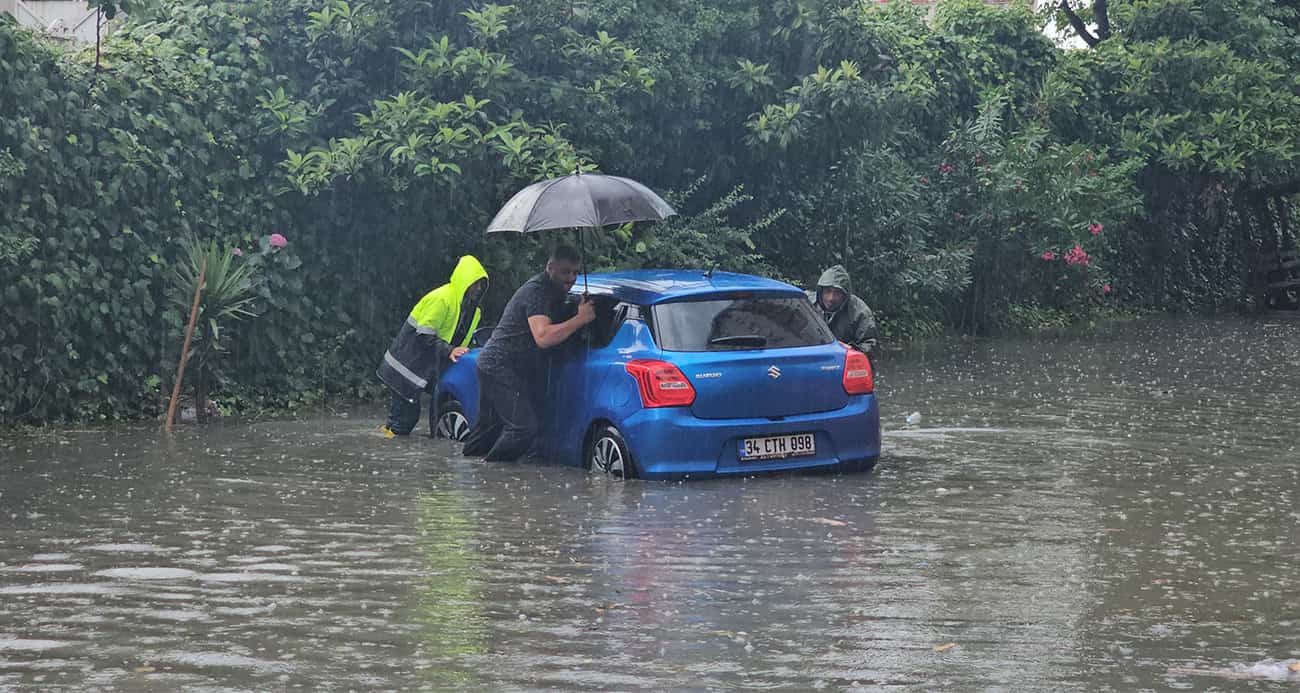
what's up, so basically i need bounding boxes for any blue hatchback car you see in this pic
[433,270,881,480]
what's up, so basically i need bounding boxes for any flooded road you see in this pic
[2,317,1298,691]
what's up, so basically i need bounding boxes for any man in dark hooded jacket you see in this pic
[806,264,879,356]
[378,255,488,437]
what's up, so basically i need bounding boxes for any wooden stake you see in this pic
[164,256,207,433]
[94,7,102,71]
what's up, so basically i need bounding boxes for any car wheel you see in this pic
[433,400,470,442]
[588,425,635,479]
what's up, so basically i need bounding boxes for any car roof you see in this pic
[574,270,802,306]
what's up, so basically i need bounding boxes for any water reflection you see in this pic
[411,482,488,687]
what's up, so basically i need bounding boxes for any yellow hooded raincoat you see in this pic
[377,255,488,402]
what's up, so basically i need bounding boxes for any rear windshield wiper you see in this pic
[708,334,769,347]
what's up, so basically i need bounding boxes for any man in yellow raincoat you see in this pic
[378,255,488,437]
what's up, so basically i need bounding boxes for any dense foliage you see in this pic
[1048,0,1300,309]
[2,0,1297,423]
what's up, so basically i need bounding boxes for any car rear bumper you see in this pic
[618,395,881,480]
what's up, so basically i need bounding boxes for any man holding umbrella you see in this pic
[466,170,676,462]
[463,246,595,461]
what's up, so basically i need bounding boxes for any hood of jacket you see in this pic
[816,264,853,295]
[449,255,488,304]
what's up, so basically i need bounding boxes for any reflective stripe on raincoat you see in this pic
[377,255,488,403]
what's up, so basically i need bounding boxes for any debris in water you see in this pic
[809,518,848,527]
[934,643,956,653]
[1168,659,1300,681]
[905,412,922,427]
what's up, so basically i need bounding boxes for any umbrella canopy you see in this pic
[486,173,676,234]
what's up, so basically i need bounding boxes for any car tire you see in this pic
[433,399,471,442]
[588,425,636,479]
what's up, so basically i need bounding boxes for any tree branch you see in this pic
[1059,0,1101,48]
[1095,0,1111,40]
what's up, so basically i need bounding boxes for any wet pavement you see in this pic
[1,317,1299,691]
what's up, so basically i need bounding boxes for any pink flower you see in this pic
[269,233,288,248]
[1088,222,1104,236]
[232,247,243,257]
[1040,251,1057,261]
[1064,245,1091,267]
[939,163,954,175]
[918,176,930,184]
[1103,283,1112,294]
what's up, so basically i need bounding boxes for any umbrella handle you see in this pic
[581,226,590,294]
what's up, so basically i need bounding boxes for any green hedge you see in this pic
[4,0,1298,424]
[0,11,350,422]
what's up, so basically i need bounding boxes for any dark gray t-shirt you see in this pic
[478,273,570,374]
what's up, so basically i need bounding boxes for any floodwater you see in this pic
[2,317,1298,691]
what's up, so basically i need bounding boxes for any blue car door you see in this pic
[539,333,590,466]
[539,296,628,466]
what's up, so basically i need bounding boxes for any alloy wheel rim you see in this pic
[593,436,625,477]
[436,411,469,441]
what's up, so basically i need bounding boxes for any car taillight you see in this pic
[625,359,696,408]
[842,349,874,395]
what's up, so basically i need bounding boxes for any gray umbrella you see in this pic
[485,173,676,234]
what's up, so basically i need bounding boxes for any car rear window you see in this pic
[651,294,835,352]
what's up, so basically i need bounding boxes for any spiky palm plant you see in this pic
[170,238,260,421]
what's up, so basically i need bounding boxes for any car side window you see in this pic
[590,300,637,348]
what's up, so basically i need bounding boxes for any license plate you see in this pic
[739,433,816,461]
